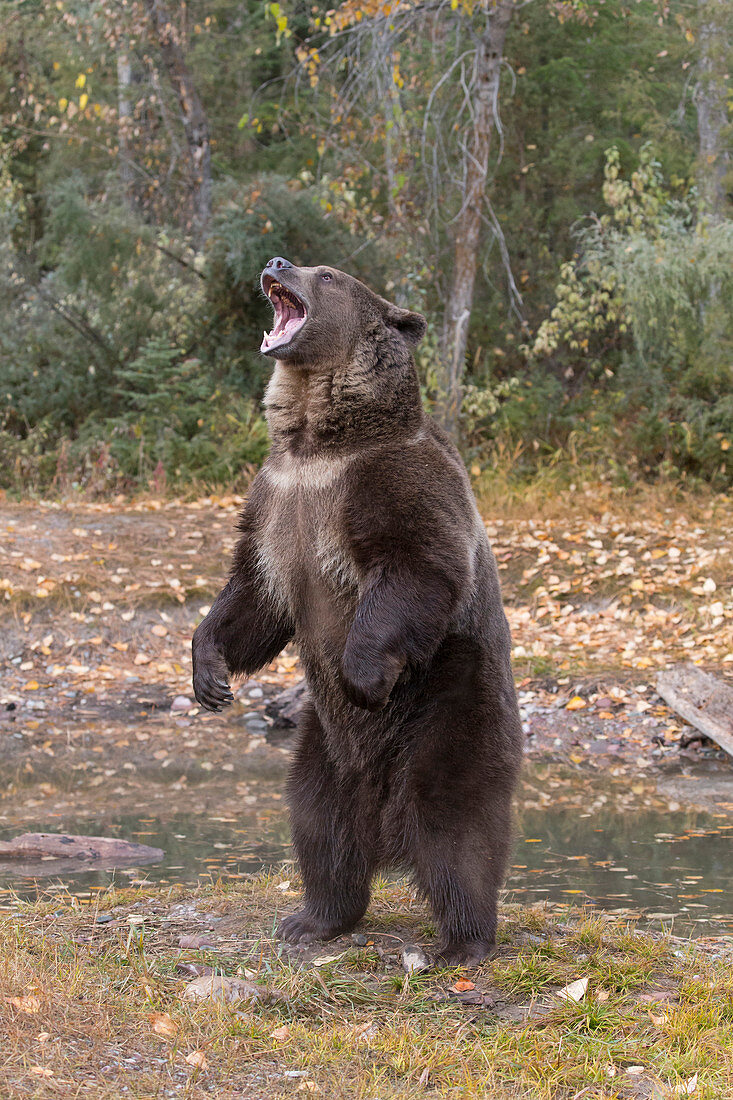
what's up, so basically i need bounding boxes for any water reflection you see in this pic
[1,765,730,934]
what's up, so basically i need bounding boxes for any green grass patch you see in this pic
[1,877,730,1097]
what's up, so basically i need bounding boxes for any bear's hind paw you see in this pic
[277,911,352,945]
[434,939,495,967]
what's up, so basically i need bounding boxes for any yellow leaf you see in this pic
[23,680,40,691]
[79,92,88,110]
[565,696,586,711]
[75,73,86,88]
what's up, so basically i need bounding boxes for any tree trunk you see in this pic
[144,0,212,242]
[116,49,135,203]
[694,0,731,222]
[436,0,515,439]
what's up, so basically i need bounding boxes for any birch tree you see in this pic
[694,0,731,223]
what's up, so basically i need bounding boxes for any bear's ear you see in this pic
[380,300,428,347]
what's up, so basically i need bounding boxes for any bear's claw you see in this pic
[192,666,234,712]
[192,640,234,712]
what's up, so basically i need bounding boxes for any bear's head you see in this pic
[260,257,426,368]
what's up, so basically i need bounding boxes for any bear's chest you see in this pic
[255,455,360,622]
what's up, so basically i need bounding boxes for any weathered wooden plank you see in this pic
[657,664,733,758]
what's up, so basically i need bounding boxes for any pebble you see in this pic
[352,933,368,947]
[402,945,431,974]
[95,912,114,925]
[170,695,193,712]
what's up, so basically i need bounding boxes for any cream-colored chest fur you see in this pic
[255,454,360,617]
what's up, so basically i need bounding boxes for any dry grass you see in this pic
[2,875,732,1098]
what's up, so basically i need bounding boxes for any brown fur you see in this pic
[192,259,523,964]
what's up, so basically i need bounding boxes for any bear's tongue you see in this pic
[261,289,307,353]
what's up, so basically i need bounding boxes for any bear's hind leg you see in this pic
[279,705,376,945]
[406,736,517,966]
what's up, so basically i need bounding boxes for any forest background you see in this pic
[1,0,731,496]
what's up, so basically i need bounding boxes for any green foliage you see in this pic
[1,0,730,491]
[528,146,733,482]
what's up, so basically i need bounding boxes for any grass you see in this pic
[2,875,732,1098]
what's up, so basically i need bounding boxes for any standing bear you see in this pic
[192,257,523,964]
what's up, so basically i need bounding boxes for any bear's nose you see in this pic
[265,256,293,271]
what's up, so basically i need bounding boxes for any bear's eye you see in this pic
[320,271,333,282]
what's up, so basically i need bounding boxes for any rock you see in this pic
[352,933,368,947]
[265,680,309,728]
[171,695,193,713]
[401,945,431,974]
[447,987,493,1007]
[95,912,114,925]
[176,962,214,979]
[178,933,215,949]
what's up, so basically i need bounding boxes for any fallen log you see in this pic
[0,833,164,868]
[656,665,733,759]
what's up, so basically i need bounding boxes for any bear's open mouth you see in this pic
[261,278,308,353]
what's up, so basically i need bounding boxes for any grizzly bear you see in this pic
[192,257,523,964]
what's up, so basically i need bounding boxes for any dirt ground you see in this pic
[2,492,732,788]
[1,493,732,1099]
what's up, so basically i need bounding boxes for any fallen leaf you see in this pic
[674,1074,698,1095]
[312,953,344,967]
[7,994,41,1014]
[270,1025,290,1040]
[29,1066,54,1077]
[150,1012,178,1038]
[185,1050,208,1070]
[451,979,475,993]
[565,696,587,711]
[557,977,588,1002]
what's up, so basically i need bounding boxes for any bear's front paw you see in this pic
[341,649,404,712]
[192,636,234,713]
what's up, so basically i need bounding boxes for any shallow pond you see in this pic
[1,764,731,936]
